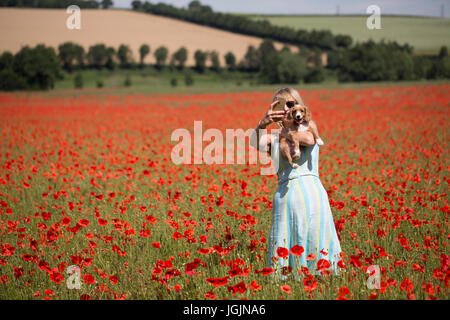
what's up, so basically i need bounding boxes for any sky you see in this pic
[111,0,450,17]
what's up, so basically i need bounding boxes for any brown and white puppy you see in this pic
[279,105,324,168]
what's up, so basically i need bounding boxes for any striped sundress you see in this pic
[267,134,342,279]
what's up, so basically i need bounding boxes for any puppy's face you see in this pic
[289,105,311,123]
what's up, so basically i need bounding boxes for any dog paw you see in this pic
[316,138,324,146]
[292,163,299,169]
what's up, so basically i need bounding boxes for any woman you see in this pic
[253,87,342,279]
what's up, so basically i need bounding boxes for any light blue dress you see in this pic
[267,135,342,278]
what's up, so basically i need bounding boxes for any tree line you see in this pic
[0,0,112,8]
[131,0,352,51]
[1,39,449,91]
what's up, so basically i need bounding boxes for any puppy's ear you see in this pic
[289,107,297,119]
[304,105,312,122]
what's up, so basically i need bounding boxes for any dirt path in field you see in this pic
[0,8,298,66]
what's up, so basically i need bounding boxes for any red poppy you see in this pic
[152,242,161,248]
[306,254,316,261]
[400,278,414,292]
[206,276,229,287]
[281,284,291,294]
[49,271,63,284]
[44,289,54,296]
[317,259,331,271]
[97,218,108,226]
[83,274,96,284]
[303,275,317,292]
[228,281,247,294]
[110,275,118,285]
[277,247,289,258]
[255,267,275,276]
[204,291,216,300]
[185,262,198,275]
[172,231,183,240]
[197,248,212,255]
[78,219,90,227]
[290,245,304,256]
[250,280,262,290]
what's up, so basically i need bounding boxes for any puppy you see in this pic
[279,105,324,168]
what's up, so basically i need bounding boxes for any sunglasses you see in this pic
[286,101,296,108]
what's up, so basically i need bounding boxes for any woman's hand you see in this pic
[258,100,287,128]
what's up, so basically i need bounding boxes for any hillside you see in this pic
[0,8,296,66]
[244,15,450,55]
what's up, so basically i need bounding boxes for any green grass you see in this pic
[6,67,448,99]
[243,15,450,55]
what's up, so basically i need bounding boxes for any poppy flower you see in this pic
[83,274,96,284]
[290,245,304,256]
[281,284,291,294]
[276,247,289,258]
[206,276,229,287]
[97,218,108,226]
[78,219,90,227]
[250,280,262,290]
[49,271,63,284]
[152,242,161,248]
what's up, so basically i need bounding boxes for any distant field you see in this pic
[0,8,296,66]
[245,15,450,55]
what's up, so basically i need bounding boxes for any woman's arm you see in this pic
[297,131,315,146]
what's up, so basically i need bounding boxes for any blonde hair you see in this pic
[272,87,304,105]
[272,87,304,128]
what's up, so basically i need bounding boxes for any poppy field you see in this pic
[0,84,448,300]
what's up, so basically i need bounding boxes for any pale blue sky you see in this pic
[112,0,450,17]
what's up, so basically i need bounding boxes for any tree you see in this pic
[258,39,281,83]
[58,42,84,72]
[304,66,325,83]
[13,44,62,90]
[224,51,236,71]
[0,68,27,91]
[172,47,188,70]
[337,40,416,82]
[438,46,448,59]
[188,0,212,13]
[335,34,353,49]
[105,46,116,70]
[238,45,261,72]
[139,44,150,68]
[258,39,277,65]
[326,50,340,70]
[131,0,142,10]
[194,50,207,73]
[87,44,109,69]
[117,44,133,69]
[0,51,14,71]
[209,50,220,72]
[154,46,168,70]
[100,0,113,9]
[276,51,307,84]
